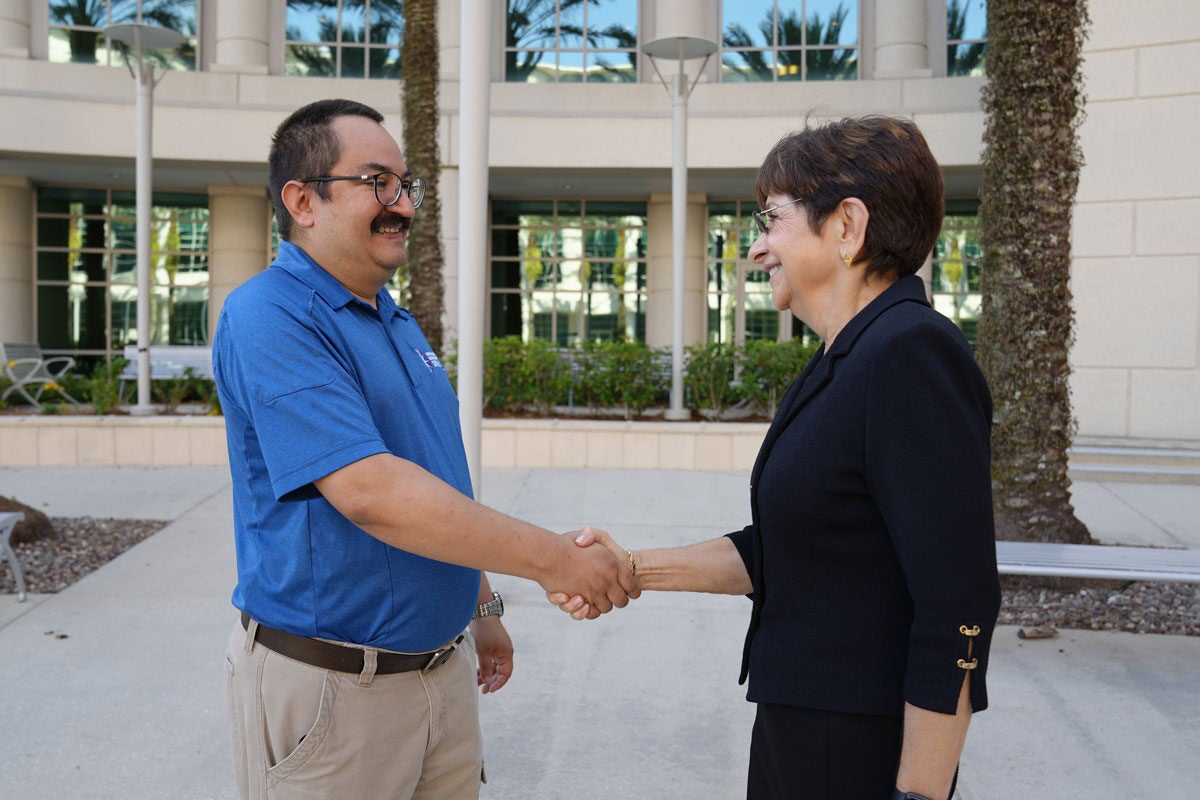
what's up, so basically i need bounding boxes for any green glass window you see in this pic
[721,0,858,82]
[48,0,197,69]
[947,0,987,76]
[932,201,982,345]
[285,0,403,79]
[505,0,639,83]
[35,187,210,357]
[490,199,647,345]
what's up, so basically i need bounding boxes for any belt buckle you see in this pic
[421,635,463,672]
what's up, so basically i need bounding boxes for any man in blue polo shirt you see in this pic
[215,99,636,800]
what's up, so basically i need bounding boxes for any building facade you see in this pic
[0,0,1196,442]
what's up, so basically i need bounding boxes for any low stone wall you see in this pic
[0,416,771,471]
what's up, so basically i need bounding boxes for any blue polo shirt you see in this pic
[213,241,480,652]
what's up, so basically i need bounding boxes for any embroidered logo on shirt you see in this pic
[415,348,443,372]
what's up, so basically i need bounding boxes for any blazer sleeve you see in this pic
[864,319,1002,715]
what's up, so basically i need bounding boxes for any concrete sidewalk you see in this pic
[1,466,1198,799]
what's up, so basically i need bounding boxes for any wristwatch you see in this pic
[892,790,934,800]
[472,591,504,620]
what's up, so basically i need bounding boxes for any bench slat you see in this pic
[996,541,1200,583]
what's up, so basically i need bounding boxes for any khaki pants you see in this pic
[225,619,483,799]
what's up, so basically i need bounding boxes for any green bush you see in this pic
[576,341,667,420]
[739,339,818,418]
[86,358,129,415]
[482,337,570,415]
[153,366,207,413]
[684,342,742,417]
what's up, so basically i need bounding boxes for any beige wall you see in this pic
[1070,0,1200,441]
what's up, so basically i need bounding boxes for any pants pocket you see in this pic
[262,660,336,789]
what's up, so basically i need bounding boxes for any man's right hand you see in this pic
[540,526,639,620]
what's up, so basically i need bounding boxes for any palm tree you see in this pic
[975,0,1092,544]
[401,0,445,353]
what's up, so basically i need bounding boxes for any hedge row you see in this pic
[468,337,818,420]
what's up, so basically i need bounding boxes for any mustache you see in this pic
[372,213,412,231]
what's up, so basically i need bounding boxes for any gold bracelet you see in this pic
[626,549,638,579]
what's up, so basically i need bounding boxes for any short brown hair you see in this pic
[755,116,945,281]
[268,99,385,241]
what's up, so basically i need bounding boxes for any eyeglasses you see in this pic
[752,196,806,235]
[299,172,426,209]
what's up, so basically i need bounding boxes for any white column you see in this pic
[646,191,708,352]
[873,0,931,79]
[210,0,270,74]
[0,0,31,59]
[207,186,270,339]
[0,176,33,342]
[457,0,492,496]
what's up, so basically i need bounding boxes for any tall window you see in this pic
[490,200,648,345]
[505,0,639,83]
[285,0,404,79]
[35,188,210,359]
[947,0,987,76]
[931,202,982,345]
[708,201,782,344]
[49,0,197,68]
[721,0,858,82]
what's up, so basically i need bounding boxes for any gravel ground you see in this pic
[3,519,1199,636]
[1,517,167,594]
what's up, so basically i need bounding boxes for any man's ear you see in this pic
[280,180,316,232]
[837,197,869,260]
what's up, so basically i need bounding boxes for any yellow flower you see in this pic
[44,381,62,392]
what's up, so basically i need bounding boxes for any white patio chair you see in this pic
[1,342,80,407]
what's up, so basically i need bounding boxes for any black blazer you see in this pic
[727,275,1001,717]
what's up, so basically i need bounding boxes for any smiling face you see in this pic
[297,114,417,298]
[749,194,840,321]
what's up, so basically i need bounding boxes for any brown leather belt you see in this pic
[240,612,463,674]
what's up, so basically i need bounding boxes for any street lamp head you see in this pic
[104,22,186,61]
[641,36,718,61]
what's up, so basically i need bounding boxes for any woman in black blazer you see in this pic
[553,116,1001,800]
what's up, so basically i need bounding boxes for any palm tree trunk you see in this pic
[976,0,1092,544]
[401,0,446,354]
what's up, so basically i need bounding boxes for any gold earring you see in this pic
[842,252,853,268]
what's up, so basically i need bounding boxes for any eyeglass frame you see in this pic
[752,196,807,235]
[298,172,426,209]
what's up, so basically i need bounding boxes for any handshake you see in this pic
[543,526,640,621]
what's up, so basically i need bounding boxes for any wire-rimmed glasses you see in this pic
[752,196,806,235]
[299,172,426,209]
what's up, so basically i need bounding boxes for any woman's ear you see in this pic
[837,197,869,260]
[280,180,316,232]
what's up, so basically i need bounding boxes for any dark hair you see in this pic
[268,99,385,241]
[755,115,945,281]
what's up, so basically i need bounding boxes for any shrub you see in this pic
[684,342,742,418]
[482,337,570,415]
[739,339,818,418]
[577,341,667,420]
[86,358,129,415]
[153,366,206,413]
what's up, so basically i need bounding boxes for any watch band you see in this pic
[892,790,934,800]
[472,591,503,620]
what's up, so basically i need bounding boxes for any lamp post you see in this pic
[105,23,185,415]
[642,7,716,421]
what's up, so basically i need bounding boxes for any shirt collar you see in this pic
[272,240,411,320]
[825,274,931,359]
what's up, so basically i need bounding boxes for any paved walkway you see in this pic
[1,466,1198,799]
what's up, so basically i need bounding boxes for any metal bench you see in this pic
[1,511,27,602]
[119,345,213,382]
[996,540,1200,584]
